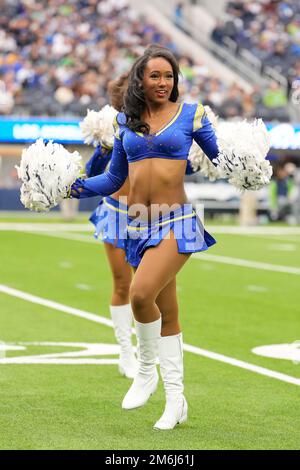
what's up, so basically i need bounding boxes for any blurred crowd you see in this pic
[0,0,149,116]
[212,0,300,119]
[0,0,287,121]
[268,161,300,223]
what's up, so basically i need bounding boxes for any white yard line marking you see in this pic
[246,285,268,293]
[9,230,300,276]
[206,226,300,236]
[0,284,113,328]
[1,283,300,387]
[28,230,300,250]
[252,343,300,363]
[75,284,93,291]
[267,244,296,252]
[30,231,96,244]
[0,342,120,365]
[183,344,300,387]
[198,263,215,271]
[0,223,92,232]
[193,253,300,275]
[59,261,73,269]
[1,222,300,236]
[276,237,300,244]
[240,235,300,244]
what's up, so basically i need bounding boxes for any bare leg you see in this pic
[130,231,190,323]
[156,278,180,337]
[104,242,132,305]
[104,242,137,379]
[126,232,190,427]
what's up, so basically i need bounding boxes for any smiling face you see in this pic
[142,57,175,105]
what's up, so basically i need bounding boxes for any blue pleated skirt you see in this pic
[125,204,216,267]
[89,196,128,250]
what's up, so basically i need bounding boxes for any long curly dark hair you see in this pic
[107,72,129,112]
[123,45,180,134]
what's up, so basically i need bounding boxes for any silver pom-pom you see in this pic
[214,119,272,191]
[188,106,221,181]
[80,105,118,148]
[16,139,82,212]
[188,142,221,181]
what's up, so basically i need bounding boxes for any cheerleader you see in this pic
[82,74,138,380]
[20,45,271,430]
[70,45,271,430]
[72,47,216,430]
[83,73,200,381]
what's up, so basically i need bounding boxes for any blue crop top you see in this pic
[71,102,219,198]
[115,102,218,162]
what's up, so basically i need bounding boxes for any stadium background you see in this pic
[0,0,300,450]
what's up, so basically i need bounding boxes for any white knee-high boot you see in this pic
[122,317,161,410]
[110,304,138,379]
[154,333,188,430]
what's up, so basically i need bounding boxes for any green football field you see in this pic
[0,216,300,450]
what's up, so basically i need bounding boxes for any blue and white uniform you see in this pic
[125,204,216,267]
[86,145,128,250]
[73,102,218,266]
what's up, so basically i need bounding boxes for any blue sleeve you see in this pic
[71,136,128,198]
[192,113,219,165]
[185,159,197,175]
[85,145,112,177]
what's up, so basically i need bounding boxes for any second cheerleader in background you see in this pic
[83,73,138,379]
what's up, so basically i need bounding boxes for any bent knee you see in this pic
[130,284,155,311]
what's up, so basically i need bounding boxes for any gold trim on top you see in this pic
[193,103,205,132]
[134,103,184,138]
[155,102,183,136]
[113,115,121,140]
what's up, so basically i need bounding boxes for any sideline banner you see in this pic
[0,117,82,144]
[266,123,300,150]
[0,117,300,150]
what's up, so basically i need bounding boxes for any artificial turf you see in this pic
[0,223,299,449]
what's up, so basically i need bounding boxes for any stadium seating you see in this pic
[211,0,300,116]
[0,0,281,120]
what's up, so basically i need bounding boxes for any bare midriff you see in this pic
[126,158,188,221]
